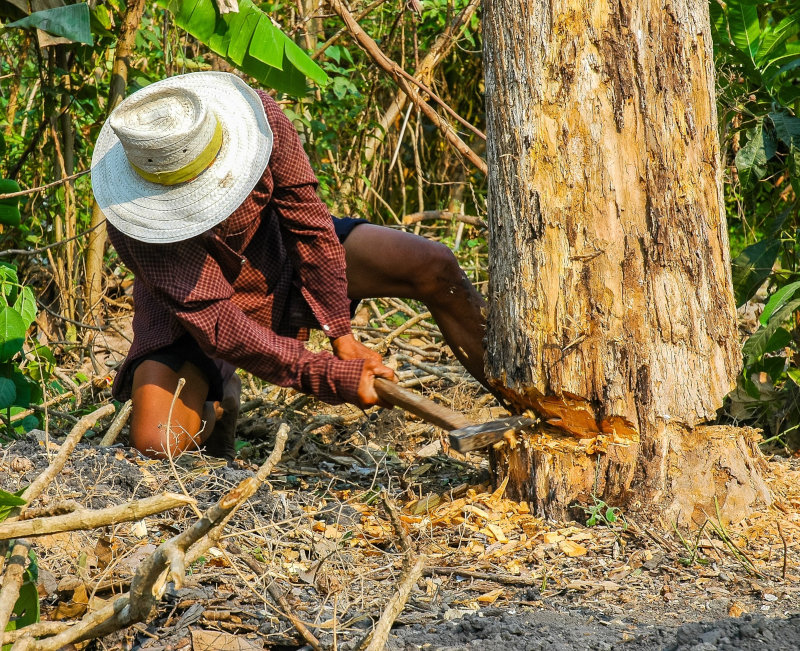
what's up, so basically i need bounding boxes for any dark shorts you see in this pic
[131,216,368,401]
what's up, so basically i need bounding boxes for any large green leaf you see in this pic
[226,8,260,66]
[157,0,327,95]
[726,0,760,58]
[285,36,328,86]
[0,305,25,362]
[0,179,21,228]
[770,111,800,148]
[735,123,777,187]
[760,280,800,327]
[0,377,15,410]
[4,3,92,45]
[249,13,283,69]
[709,0,727,43]
[12,287,36,331]
[743,297,800,363]
[731,238,781,307]
[755,13,800,66]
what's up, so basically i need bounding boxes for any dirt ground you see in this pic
[3,380,799,650]
[4,303,799,649]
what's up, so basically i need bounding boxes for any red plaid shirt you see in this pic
[107,91,364,405]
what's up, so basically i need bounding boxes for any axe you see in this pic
[374,378,534,453]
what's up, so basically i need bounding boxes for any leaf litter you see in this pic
[1,300,799,649]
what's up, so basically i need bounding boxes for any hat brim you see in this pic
[91,72,272,244]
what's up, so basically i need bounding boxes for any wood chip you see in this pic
[559,540,588,557]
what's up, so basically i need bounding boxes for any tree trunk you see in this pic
[85,0,147,326]
[483,0,771,527]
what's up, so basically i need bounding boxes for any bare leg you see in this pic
[342,224,490,389]
[130,360,239,459]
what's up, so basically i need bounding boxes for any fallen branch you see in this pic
[22,424,289,650]
[360,555,425,651]
[0,540,33,645]
[99,400,132,446]
[3,622,69,645]
[20,405,116,515]
[0,493,195,541]
[377,311,432,353]
[266,583,322,651]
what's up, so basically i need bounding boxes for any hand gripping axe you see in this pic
[374,378,535,453]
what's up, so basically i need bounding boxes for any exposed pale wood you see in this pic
[483,0,767,525]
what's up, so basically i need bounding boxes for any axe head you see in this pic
[448,416,536,453]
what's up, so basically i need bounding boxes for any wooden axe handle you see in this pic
[374,377,473,431]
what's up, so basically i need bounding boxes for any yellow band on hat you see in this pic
[130,120,223,186]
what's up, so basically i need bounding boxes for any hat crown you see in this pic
[109,87,218,175]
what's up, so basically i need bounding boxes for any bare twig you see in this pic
[360,555,425,651]
[382,491,412,552]
[99,400,133,446]
[9,381,92,422]
[0,540,33,645]
[377,311,432,353]
[25,424,289,651]
[0,169,90,200]
[362,0,481,165]
[327,0,487,174]
[778,522,788,581]
[402,210,485,227]
[0,220,106,258]
[0,493,195,541]
[20,405,116,514]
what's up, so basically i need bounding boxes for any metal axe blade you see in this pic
[448,416,537,453]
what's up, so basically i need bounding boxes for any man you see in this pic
[92,71,488,459]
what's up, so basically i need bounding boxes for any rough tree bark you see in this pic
[483,0,771,526]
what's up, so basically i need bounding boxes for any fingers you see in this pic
[356,358,397,408]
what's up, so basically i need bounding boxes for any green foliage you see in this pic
[580,496,626,529]
[0,264,48,436]
[716,0,800,449]
[0,180,21,227]
[4,3,93,45]
[157,0,327,95]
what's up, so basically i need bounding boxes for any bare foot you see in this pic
[204,373,241,460]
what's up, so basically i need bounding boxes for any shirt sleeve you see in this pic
[262,95,354,340]
[111,230,364,405]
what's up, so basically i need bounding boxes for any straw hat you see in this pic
[91,72,272,244]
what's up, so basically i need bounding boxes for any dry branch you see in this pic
[402,210,485,227]
[19,405,116,515]
[376,311,432,353]
[99,399,132,446]
[22,424,289,650]
[360,555,425,651]
[362,0,481,165]
[0,493,195,541]
[327,0,487,174]
[0,540,33,645]
[3,622,69,645]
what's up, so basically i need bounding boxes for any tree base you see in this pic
[489,425,772,528]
